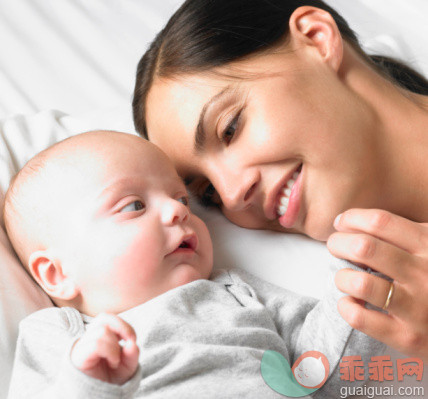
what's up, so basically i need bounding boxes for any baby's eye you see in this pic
[119,200,145,213]
[177,196,189,206]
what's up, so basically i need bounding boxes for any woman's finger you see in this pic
[334,209,428,255]
[337,296,396,341]
[335,269,407,317]
[327,232,414,282]
[337,296,428,359]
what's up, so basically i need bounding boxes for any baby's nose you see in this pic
[160,199,189,225]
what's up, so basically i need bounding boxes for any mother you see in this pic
[133,0,428,359]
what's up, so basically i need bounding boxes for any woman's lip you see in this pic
[278,166,303,229]
[265,164,302,220]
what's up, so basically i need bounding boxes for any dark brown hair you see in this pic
[133,0,428,139]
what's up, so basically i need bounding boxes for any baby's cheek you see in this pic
[112,227,162,285]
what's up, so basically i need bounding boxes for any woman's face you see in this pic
[146,48,382,241]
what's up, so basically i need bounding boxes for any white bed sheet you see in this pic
[0,0,427,119]
[0,1,427,398]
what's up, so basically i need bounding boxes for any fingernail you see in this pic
[334,213,342,227]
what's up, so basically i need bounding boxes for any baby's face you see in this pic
[53,133,213,314]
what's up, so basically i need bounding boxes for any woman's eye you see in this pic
[119,200,145,213]
[221,112,241,145]
[200,183,221,208]
[177,196,189,206]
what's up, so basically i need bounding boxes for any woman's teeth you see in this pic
[277,171,300,216]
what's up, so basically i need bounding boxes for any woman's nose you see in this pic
[214,167,260,211]
[160,198,189,225]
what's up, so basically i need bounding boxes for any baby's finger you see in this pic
[98,330,122,369]
[91,313,137,342]
[334,209,428,255]
[121,339,140,372]
[72,327,121,370]
[328,232,414,282]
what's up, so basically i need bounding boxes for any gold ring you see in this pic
[382,281,394,310]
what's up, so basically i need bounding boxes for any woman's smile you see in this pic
[276,164,303,229]
[265,163,302,224]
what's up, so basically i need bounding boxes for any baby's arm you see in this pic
[8,308,141,399]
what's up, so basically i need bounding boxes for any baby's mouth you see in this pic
[169,234,198,255]
[178,236,196,250]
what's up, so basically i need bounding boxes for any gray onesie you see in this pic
[8,261,384,398]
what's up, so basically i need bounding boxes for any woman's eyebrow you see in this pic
[194,86,231,153]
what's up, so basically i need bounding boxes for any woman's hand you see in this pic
[71,313,139,385]
[327,208,428,360]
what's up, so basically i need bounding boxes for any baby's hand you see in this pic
[71,313,139,385]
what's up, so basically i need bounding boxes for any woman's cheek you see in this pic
[300,172,343,241]
[222,207,266,230]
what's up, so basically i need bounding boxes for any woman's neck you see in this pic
[344,48,428,222]
[386,92,428,222]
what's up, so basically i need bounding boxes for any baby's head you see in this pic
[4,131,213,316]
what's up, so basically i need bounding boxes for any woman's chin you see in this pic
[298,212,337,242]
[305,222,336,242]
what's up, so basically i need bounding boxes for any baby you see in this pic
[4,131,383,398]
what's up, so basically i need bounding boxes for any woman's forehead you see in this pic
[145,50,293,144]
[144,52,293,169]
[146,76,224,163]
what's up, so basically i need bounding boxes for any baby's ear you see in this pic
[28,250,80,300]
